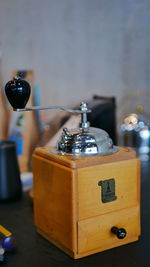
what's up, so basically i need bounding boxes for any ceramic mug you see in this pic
[0,140,22,201]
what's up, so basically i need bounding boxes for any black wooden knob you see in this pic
[5,77,31,109]
[111,226,127,239]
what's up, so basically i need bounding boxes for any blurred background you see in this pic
[0,0,149,110]
[0,0,150,177]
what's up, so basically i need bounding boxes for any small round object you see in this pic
[116,228,127,239]
[2,236,15,250]
[5,77,31,109]
[111,226,127,239]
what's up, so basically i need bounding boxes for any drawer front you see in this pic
[78,205,140,254]
[78,158,140,220]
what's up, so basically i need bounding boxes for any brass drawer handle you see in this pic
[111,227,127,239]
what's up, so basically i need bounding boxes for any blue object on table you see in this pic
[2,236,15,250]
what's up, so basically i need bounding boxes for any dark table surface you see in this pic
[0,157,149,267]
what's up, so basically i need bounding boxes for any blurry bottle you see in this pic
[119,112,150,161]
[0,55,9,140]
[0,87,9,140]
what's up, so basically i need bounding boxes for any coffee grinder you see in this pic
[5,78,140,259]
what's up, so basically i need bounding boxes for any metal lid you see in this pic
[56,127,118,157]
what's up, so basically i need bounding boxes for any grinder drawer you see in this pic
[78,205,140,254]
[77,158,140,220]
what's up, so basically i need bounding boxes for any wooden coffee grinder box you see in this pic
[32,105,140,259]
